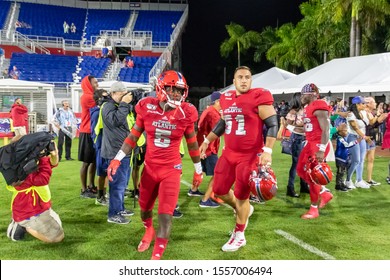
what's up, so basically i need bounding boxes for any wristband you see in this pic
[194,162,202,174]
[286,125,295,132]
[203,138,210,145]
[262,147,272,154]
[318,144,326,152]
[114,150,126,161]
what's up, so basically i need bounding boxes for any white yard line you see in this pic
[180,179,192,187]
[275,229,336,260]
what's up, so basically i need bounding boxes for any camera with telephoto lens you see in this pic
[129,88,148,106]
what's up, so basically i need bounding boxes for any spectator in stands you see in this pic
[63,21,69,34]
[0,47,4,65]
[78,75,98,198]
[102,47,109,58]
[70,23,76,33]
[127,58,134,68]
[9,66,21,80]
[10,98,28,137]
[127,48,132,57]
[54,100,76,161]
[6,137,64,243]
[121,58,127,68]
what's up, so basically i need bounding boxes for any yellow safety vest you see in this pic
[94,102,145,147]
[6,184,51,211]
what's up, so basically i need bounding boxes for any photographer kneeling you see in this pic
[7,138,64,243]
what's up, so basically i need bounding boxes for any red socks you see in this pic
[151,237,168,260]
[235,223,245,233]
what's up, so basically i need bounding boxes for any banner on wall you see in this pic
[0,113,13,138]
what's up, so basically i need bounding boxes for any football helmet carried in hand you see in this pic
[308,161,333,185]
[156,70,189,108]
[249,164,278,202]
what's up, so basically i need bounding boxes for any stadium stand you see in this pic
[118,56,158,83]
[1,1,187,86]
[0,1,11,29]
[17,3,85,40]
[9,53,77,83]
[76,56,111,80]
[84,9,131,43]
[134,10,182,46]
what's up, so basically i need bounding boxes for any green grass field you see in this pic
[1,138,390,260]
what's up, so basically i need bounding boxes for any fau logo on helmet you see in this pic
[249,164,278,202]
[155,70,189,108]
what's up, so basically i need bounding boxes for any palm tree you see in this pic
[323,0,390,56]
[266,23,299,72]
[253,26,278,63]
[220,22,261,67]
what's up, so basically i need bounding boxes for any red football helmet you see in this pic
[249,165,278,202]
[308,161,333,185]
[156,70,189,108]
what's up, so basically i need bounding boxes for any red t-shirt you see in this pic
[12,157,55,222]
[135,97,198,166]
[303,100,331,143]
[220,88,273,153]
[197,105,221,156]
[10,103,29,133]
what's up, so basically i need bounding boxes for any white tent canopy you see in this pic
[0,79,55,129]
[70,81,153,113]
[268,52,390,97]
[221,67,296,93]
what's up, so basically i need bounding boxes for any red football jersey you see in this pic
[197,105,221,156]
[135,97,198,166]
[220,88,274,152]
[303,100,331,142]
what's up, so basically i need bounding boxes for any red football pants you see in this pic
[296,141,330,204]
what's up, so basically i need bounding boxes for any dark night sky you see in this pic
[182,0,305,90]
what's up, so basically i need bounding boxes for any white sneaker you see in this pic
[222,231,246,252]
[345,180,356,189]
[355,180,370,189]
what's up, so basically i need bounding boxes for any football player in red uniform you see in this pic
[296,83,333,219]
[200,66,278,252]
[107,70,202,260]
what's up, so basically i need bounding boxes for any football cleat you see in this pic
[137,228,155,252]
[301,206,319,219]
[155,70,189,108]
[221,231,246,252]
[249,164,278,202]
[319,191,333,209]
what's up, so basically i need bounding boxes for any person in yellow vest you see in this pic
[6,138,63,242]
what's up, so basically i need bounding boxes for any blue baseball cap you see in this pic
[210,91,221,103]
[351,96,366,105]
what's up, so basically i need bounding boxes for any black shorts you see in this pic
[201,153,218,176]
[78,132,96,164]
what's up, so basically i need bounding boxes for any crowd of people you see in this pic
[1,66,390,260]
